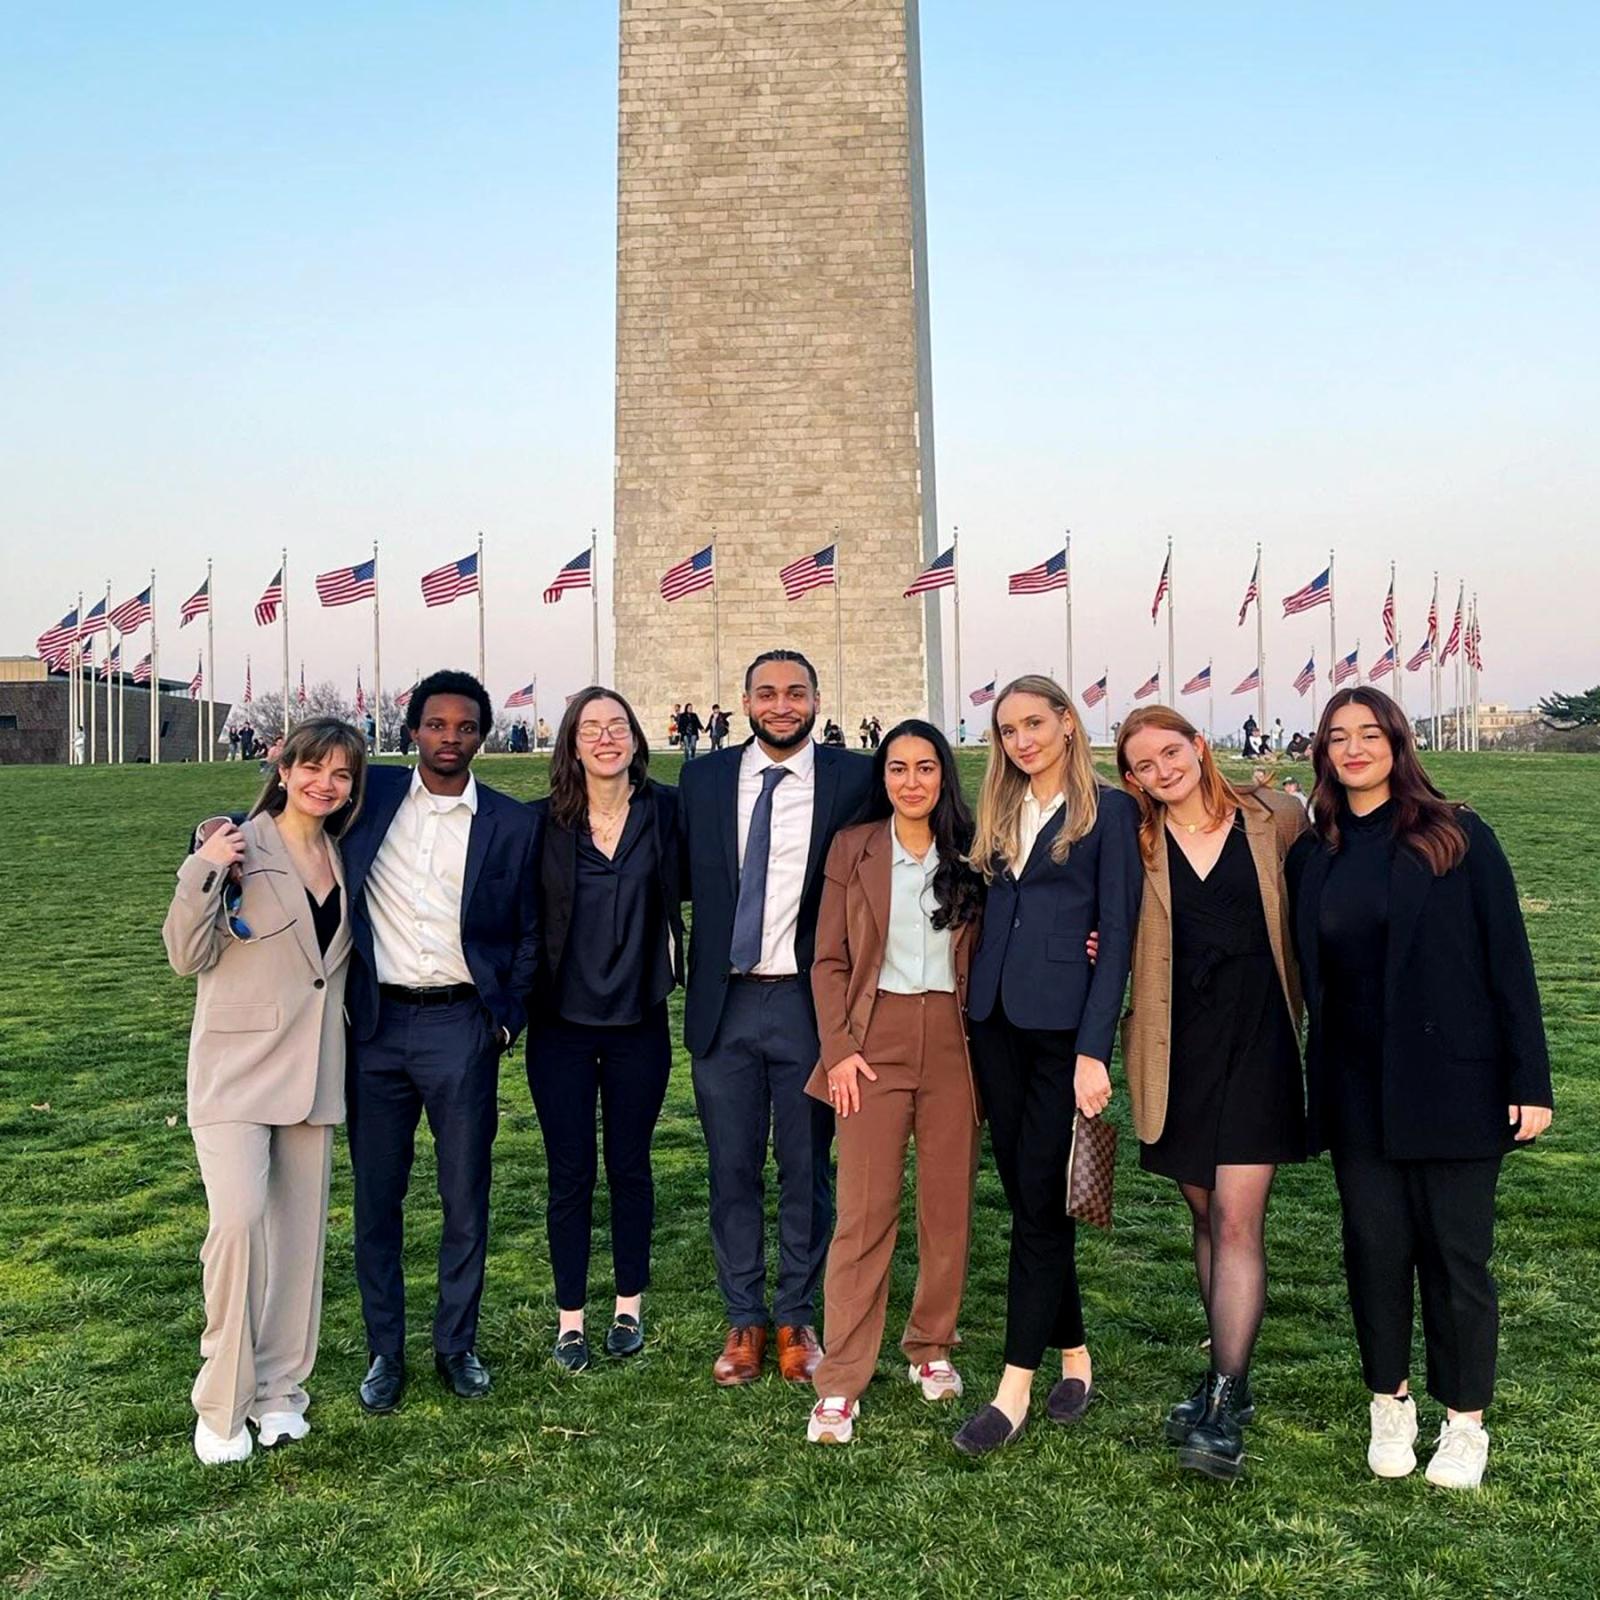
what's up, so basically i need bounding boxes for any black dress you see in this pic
[1141,816,1306,1188]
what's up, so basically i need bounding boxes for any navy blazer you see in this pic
[678,740,876,1058]
[340,764,540,1044]
[1285,807,1552,1161]
[966,784,1142,1064]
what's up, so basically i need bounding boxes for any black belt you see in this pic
[378,982,478,1007]
[730,973,799,985]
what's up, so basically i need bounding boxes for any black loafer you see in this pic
[553,1330,590,1373]
[434,1348,492,1398]
[1045,1377,1094,1426]
[953,1403,1027,1457]
[605,1314,644,1359]
[359,1353,406,1414]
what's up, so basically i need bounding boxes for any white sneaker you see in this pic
[1367,1394,1418,1478]
[908,1360,964,1403]
[194,1418,253,1465]
[1425,1416,1489,1489]
[806,1396,859,1445]
[255,1410,311,1447]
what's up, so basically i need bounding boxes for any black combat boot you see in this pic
[1165,1371,1255,1444]
[1176,1371,1247,1480]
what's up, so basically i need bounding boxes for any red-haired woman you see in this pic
[1286,687,1552,1490]
[1117,707,1309,1479]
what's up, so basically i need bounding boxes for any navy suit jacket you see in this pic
[966,784,1142,1064]
[678,740,875,1058]
[340,764,540,1044]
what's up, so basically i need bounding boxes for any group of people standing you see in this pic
[165,656,1551,1492]
[667,702,731,758]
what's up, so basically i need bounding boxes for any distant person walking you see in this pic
[679,702,703,759]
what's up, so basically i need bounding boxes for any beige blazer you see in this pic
[806,819,982,1123]
[163,813,353,1129]
[1121,786,1309,1145]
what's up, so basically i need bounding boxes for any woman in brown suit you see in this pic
[803,720,984,1444]
[163,717,366,1464]
[1116,706,1308,1480]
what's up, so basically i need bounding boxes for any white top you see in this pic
[366,768,477,987]
[878,830,955,995]
[735,738,816,976]
[1012,789,1065,876]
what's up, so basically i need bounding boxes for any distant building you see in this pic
[1433,703,1539,749]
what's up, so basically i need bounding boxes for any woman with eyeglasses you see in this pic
[524,687,684,1370]
[162,716,367,1464]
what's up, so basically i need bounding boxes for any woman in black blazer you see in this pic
[526,686,684,1371]
[1286,687,1552,1491]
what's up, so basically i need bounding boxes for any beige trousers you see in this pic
[191,1120,334,1437]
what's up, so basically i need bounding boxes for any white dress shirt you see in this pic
[878,830,955,995]
[366,769,477,987]
[1011,789,1065,876]
[735,738,816,976]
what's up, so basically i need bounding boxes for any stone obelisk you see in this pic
[613,0,942,736]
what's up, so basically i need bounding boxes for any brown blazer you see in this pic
[163,813,353,1129]
[1121,786,1309,1144]
[805,819,982,1123]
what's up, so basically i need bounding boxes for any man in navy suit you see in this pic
[339,670,539,1413]
[679,650,875,1385]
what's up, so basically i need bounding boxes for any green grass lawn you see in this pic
[2,750,1596,1599]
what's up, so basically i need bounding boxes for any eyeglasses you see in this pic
[576,720,631,745]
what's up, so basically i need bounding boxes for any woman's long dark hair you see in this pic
[860,719,983,929]
[1309,686,1467,875]
[548,686,651,831]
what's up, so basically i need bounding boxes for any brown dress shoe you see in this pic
[776,1324,822,1384]
[712,1324,767,1386]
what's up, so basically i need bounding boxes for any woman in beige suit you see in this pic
[802,720,984,1445]
[1116,706,1308,1480]
[163,716,367,1464]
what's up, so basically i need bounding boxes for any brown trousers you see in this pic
[191,1120,334,1437]
[814,991,979,1402]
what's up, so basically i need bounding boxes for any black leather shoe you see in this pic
[1165,1373,1255,1443]
[553,1330,590,1372]
[359,1353,406,1414]
[435,1348,492,1398]
[605,1314,644,1359]
[1176,1372,1247,1480]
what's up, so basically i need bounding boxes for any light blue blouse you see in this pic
[878,829,956,995]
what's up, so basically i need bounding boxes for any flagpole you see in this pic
[590,528,600,685]
[1165,535,1175,709]
[1456,584,1465,750]
[951,526,963,742]
[833,526,845,731]
[1391,562,1404,716]
[1429,571,1439,752]
[1254,544,1266,738]
[1207,658,1215,745]
[104,580,115,763]
[476,531,486,686]
[1063,531,1074,700]
[1103,667,1110,746]
[86,593,98,765]
[372,541,383,755]
[710,539,721,714]
[1327,548,1337,703]
[150,570,161,765]
[116,614,125,765]
[1471,593,1481,751]
[1310,653,1319,728]
[204,557,215,762]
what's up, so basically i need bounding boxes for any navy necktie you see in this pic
[730,765,789,973]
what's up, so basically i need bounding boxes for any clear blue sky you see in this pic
[3,2,1595,723]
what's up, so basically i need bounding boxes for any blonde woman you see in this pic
[952,676,1142,1455]
[1116,705,1308,1480]
[164,717,366,1463]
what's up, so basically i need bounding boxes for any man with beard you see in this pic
[679,650,874,1385]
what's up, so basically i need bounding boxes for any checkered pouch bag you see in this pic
[1065,1111,1116,1232]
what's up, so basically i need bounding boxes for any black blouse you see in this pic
[555,800,672,1027]
[306,885,341,959]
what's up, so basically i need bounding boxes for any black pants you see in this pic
[1332,1148,1503,1411]
[526,1005,673,1311]
[347,996,501,1357]
[967,1011,1085,1369]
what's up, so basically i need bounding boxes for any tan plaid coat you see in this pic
[1121,786,1310,1145]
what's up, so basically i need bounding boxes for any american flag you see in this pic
[255,567,285,626]
[297,666,307,707]
[1292,656,1317,696]
[543,548,592,604]
[179,578,210,626]
[243,660,253,703]
[80,597,109,635]
[420,552,479,608]
[1467,610,1483,671]
[316,558,377,607]
[188,656,203,698]
[660,544,715,602]
[395,684,414,710]
[1382,578,1396,646]
[1331,648,1359,686]
[36,608,79,662]
[1282,567,1331,616]
[132,653,152,685]
[1150,554,1170,620]
[1369,644,1398,680]
[1439,587,1463,662]
[904,546,955,597]
[1008,549,1068,595]
[780,544,836,601]
[99,643,121,680]
[1181,664,1212,695]
[355,669,366,715]
[506,682,537,708]
[1135,667,1161,700]
[1082,674,1108,708]
[1405,637,1434,673]
[1237,556,1260,626]
[109,586,152,634]
[969,679,997,706]
[1232,666,1262,695]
